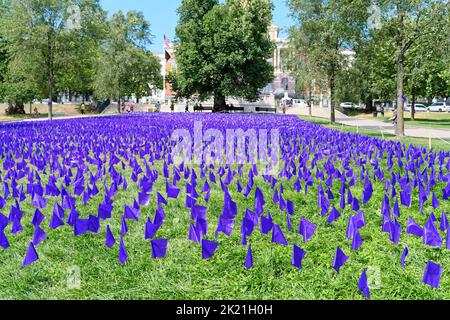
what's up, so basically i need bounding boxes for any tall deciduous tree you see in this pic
[92,10,161,112]
[287,0,369,123]
[175,0,274,112]
[0,0,104,119]
[378,0,448,136]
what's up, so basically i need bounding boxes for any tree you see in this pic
[284,27,324,116]
[377,0,448,136]
[174,0,274,112]
[92,11,161,112]
[287,0,370,123]
[0,0,105,119]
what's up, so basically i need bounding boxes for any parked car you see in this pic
[340,102,354,109]
[293,99,308,108]
[405,104,427,112]
[427,102,447,112]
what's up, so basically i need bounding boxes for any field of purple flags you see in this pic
[0,113,449,299]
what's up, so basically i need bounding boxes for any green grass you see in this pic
[1,118,450,300]
[356,112,450,130]
[299,115,450,152]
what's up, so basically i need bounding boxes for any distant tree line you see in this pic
[286,0,449,136]
[0,0,162,119]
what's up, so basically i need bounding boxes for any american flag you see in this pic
[163,35,172,48]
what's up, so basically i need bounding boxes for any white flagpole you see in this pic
[162,36,166,105]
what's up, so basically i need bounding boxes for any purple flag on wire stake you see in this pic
[23,242,39,267]
[423,261,442,289]
[400,247,408,267]
[332,247,348,272]
[358,268,370,300]
[298,217,316,243]
[292,244,306,270]
[244,244,253,269]
[119,236,127,265]
[151,238,168,259]
[202,239,219,259]
[105,225,115,248]
[272,224,288,246]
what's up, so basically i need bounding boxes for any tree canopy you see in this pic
[174,0,275,111]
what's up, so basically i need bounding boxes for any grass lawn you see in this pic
[0,114,449,300]
[299,115,450,152]
[0,104,82,122]
[356,112,450,130]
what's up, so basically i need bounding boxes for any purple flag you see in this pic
[389,218,402,245]
[31,209,45,227]
[157,192,168,206]
[124,204,140,221]
[0,229,10,249]
[188,223,201,243]
[202,239,219,259]
[423,261,442,289]
[332,247,349,272]
[298,217,316,243]
[119,236,127,265]
[358,268,370,300]
[440,211,448,232]
[400,247,408,267]
[244,244,253,269]
[105,225,116,248]
[292,244,306,269]
[432,191,440,209]
[352,228,363,250]
[166,180,180,199]
[406,217,423,238]
[23,242,39,267]
[145,217,159,240]
[327,207,341,224]
[32,193,47,209]
[272,224,288,246]
[260,213,273,235]
[423,218,442,248]
[74,218,89,236]
[151,238,168,259]
[138,191,151,206]
[32,226,47,246]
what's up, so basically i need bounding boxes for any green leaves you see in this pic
[174,0,274,105]
[92,11,161,101]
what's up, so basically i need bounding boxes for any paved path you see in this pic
[288,106,450,140]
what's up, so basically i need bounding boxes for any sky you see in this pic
[100,0,294,52]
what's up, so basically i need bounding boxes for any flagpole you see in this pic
[162,35,166,106]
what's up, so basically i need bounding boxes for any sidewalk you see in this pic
[288,106,450,140]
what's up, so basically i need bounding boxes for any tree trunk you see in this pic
[411,93,416,121]
[118,97,121,113]
[366,97,373,115]
[308,87,312,117]
[47,30,54,121]
[396,52,405,137]
[213,94,226,113]
[328,76,335,123]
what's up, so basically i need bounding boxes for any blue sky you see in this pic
[100,0,294,52]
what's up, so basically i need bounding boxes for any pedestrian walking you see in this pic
[389,108,398,135]
[80,103,86,115]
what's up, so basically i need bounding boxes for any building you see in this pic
[262,25,296,98]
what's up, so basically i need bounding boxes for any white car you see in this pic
[340,102,354,109]
[293,99,308,108]
[427,102,447,112]
[405,104,427,112]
